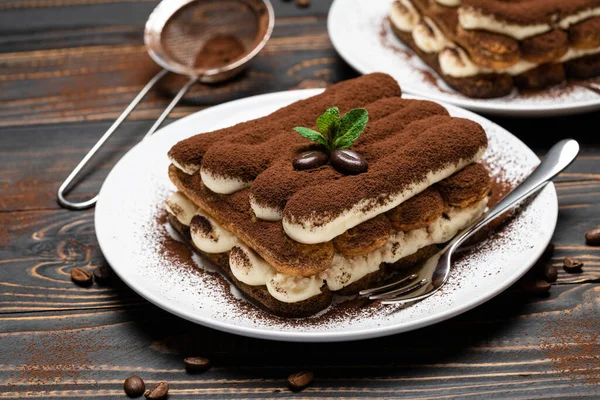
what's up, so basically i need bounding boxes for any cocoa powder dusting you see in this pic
[282,115,486,224]
[168,73,402,170]
[10,324,110,393]
[379,18,413,60]
[540,305,600,386]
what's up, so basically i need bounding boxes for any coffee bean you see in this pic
[144,382,168,400]
[519,279,551,295]
[71,267,93,286]
[184,357,211,372]
[287,371,313,392]
[541,264,558,283]
[292,150,328,170]
[93,265,113,284]
[330,149,368,174]
[124,376,145,398]
[585,228,600,246]
[563,257,583,273]
[296,0,310,8]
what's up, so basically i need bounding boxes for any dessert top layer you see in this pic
[168,73,402,175]
[168,73,487,247]
[462,0,600,26]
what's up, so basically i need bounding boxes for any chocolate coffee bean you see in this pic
[124,376,145,398]
[563,257,583,273]
[519,279,551,295]
[330,149,368,174]
[144,382,168,400]
[184,357,211,372]
[71,267,93,286]
[541,264,558,283]
[93,265,113,284]
[585,228,600,246]
[292,150,328,170]
[287,371,313,392]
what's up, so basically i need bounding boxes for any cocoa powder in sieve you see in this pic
[194,34,245,69]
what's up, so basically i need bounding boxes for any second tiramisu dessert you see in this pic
[389,0,600,97]
[165,73,492,317]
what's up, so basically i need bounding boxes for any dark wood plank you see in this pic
[1,0,600,398]
[1,284,600,398]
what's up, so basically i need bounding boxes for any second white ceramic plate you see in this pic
[328,0,600,117]
[96,89,557,342]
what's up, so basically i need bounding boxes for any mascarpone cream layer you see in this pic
[458,6,600,40]
[200,168,251,194]
[435,0,460,7]
[413,17,450,53]
[169,156,200,176]
[249,194,283,221]
[321,197,487,291]
[283,148,485,244]
[165,191,487,303]
[390,1,600,78]
[390,0,421,32]
[229,243,276,285]
[165,192,324,303]
[438,47,538,78]
[190,214,238,254]
[165,192,199,226]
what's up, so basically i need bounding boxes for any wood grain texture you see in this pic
[1,0,600,398]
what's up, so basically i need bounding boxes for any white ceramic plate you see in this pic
[328,0,600,117]
[96,89,557,342]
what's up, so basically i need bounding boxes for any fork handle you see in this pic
[454,139,579,251]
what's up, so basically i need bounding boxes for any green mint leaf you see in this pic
[316,106,340,139]
[333,108,368,149]
[293,127,330,150]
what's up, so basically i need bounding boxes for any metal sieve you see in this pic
[58,0,274,210]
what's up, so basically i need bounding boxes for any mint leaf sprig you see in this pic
[293,107,368,152]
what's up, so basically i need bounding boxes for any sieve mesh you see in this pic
[161,0,264,72]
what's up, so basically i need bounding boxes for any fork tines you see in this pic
[359,273,428,300]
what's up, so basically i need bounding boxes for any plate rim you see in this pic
[327,0,600,117]
[95,88,558,342]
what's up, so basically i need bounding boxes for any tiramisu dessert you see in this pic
[165,73,492,317]
[389,0,600,97]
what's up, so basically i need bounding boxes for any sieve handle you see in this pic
[143,76,197,139]
[57,68,169,210]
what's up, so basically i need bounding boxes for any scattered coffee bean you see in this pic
[330,149,368,174]
[71,267,93,286]
[585,228,600,246]
[184,357,211,372]
[541,264,558,283]
[563,257,583,273]
[296,0,310,8]
[93,265,113,284]
[144,382,168,400]
[124,376,145,398]
[542,242,555,259]
[287,371,313,392]
[292,150,328,170]
[520,279,551,295]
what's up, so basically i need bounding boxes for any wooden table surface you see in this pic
[1,0,600,398]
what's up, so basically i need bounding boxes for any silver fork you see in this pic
[360,139,580,305]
